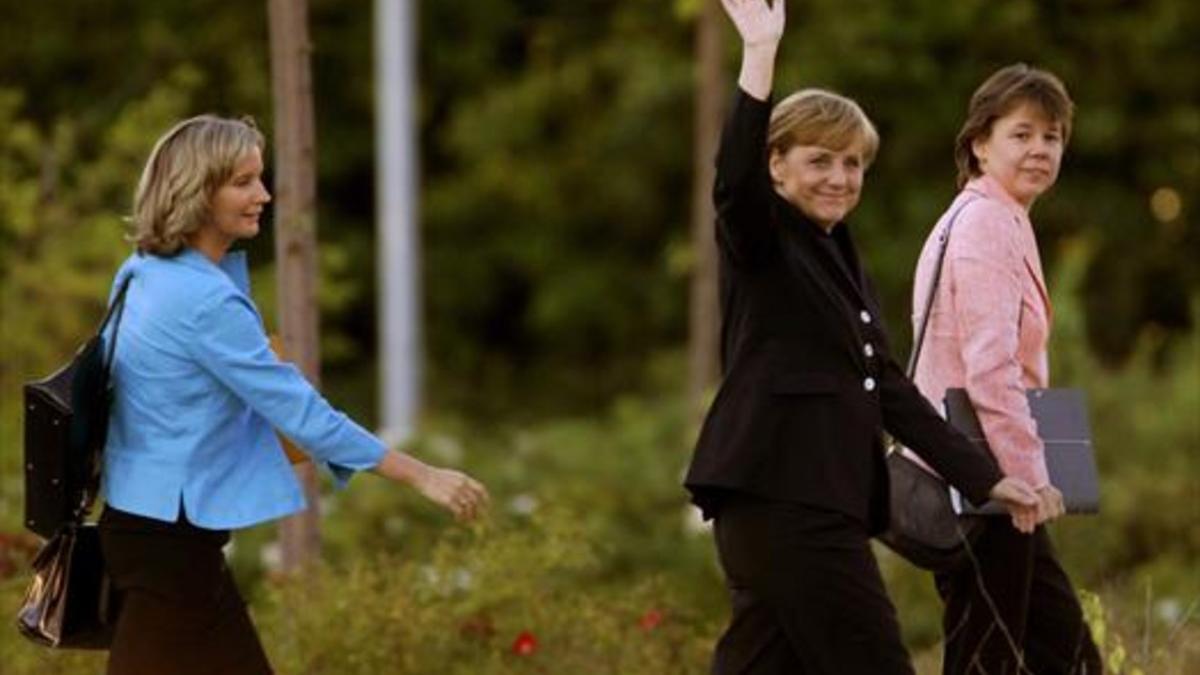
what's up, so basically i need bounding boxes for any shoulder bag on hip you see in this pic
[17,275,131,649]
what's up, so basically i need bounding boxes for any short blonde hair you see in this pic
[768,89,880,166]
[130,115,265,255]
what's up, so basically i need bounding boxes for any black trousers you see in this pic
[935,522,1102,675]
[712,494,915,675]
[98,506,273,675]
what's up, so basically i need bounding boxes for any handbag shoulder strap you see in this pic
[73,275,132,524]
[905,195,980,378]
[100,275,133,377]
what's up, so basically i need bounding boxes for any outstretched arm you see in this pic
[373,449,490,522]
[188,292,490,522]
[720,0,785,100]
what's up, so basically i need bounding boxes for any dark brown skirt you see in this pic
[98,506,272,675]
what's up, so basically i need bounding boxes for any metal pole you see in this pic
[376,0,421,445]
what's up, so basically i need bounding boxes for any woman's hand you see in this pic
[988,476,1040,533]
[372,449,491,521]
[1036,484,1065,523]
[721,0,786,100]
[721,0,785,49]
[412,465,491,522]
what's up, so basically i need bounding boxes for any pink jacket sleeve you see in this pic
[946,201,1050,488]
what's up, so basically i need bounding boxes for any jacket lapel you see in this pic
[968,176,1054,324]
[829,224,876,311]
[774,208,868,369]
[1024,253,1053,325]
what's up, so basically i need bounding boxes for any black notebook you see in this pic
[945,388,1101,515]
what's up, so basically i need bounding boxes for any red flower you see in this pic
[639,608,664,631]
[511,630,538,656]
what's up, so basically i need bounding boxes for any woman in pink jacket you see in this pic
[911,64,1102,675]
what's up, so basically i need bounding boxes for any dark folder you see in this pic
[945,388,1101,515]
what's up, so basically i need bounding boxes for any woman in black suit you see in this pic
[683,2,1043,673]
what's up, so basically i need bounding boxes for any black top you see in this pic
[684,89,1002,532]
[810,223,859,293]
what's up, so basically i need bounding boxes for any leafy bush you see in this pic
[255,510,717,674]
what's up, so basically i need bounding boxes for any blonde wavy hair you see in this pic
[129,115,265,255]
[768,88,880,167]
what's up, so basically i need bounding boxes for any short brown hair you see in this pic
[954,63,1074,187]
[130,115,265,255]
[769,88,880,166]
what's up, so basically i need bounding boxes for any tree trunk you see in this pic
[688,0,724,419]
[268,0,321,572]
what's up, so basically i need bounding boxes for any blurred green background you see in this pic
[1,1,1196,673]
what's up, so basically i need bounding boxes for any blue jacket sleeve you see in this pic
[185,291,387,485]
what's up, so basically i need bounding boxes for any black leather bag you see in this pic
[876,198,990,572]
[878,445,989,571]
[23,277,130,538]
[16,522,120,649]
[17,276,131,649]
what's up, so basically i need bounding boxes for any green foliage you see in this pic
[255,512,715,674]
[1048,241,1200,592]
[282,375,724,620]
[419,3,694,412]
[1080,588,1200,675]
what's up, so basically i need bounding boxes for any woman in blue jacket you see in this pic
[99,115,489,674]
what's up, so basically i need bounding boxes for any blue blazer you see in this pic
[101,248,386,529]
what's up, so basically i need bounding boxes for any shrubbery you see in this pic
[254,511,716,674]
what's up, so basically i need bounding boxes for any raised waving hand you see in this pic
[720,0,786,100]
[721,0,785,49]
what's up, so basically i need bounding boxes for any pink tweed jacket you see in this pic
[908,175,1052,489]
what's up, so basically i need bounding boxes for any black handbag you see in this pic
[17,276,131,649]
[16,522,120,649]
[876,198,992,572]
[23,276,131,538]
[878,445,989,571]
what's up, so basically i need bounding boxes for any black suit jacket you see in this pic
[684,90,1001,533]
